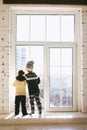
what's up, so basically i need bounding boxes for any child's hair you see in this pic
[18,70,25,76]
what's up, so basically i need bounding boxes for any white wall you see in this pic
[0,1,10,113]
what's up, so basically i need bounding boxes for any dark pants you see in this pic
[29,93,42,114]
[15,95,27,116]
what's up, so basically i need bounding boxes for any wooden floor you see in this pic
[0,124,87,130]
[0,112,87,130]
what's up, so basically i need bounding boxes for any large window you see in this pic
[11,10,77,111]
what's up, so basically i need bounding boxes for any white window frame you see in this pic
[45,43,77,111]
[10,6,81,112]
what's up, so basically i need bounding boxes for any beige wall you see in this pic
[81,7,87,112]
[0,0,87,113]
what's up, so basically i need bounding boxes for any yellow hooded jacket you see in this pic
[13,76,27,96]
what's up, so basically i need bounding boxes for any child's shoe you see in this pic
[38,113,41,118]
[38,111,42,118]
[29,111,35,117]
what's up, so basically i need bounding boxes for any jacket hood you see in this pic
[16,76,26,81]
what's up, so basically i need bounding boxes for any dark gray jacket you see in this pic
[25,72,40,95]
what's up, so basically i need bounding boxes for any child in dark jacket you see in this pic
[25,60,42,117]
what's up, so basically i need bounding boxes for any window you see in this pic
[50,47,73,107]
[11,8,78,112]
[16,14,75,42]
[16,46,44,109]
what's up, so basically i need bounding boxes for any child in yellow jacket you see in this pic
[13,70,28,116]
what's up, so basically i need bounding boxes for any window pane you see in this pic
[31,15,45,41]
[16,46,44,109]
[50,47,73,108]
[29,46,43,68]
[16,46,28,71]
[50,48,60,66]
[50,67,60,107]
[16,46,43,75]
[47,15,60,41]
[17,15,29,41]
[61,15,74,42]
[61,48,72,66]
[61,67,72,107]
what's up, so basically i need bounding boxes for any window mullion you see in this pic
[29,15,31,41]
